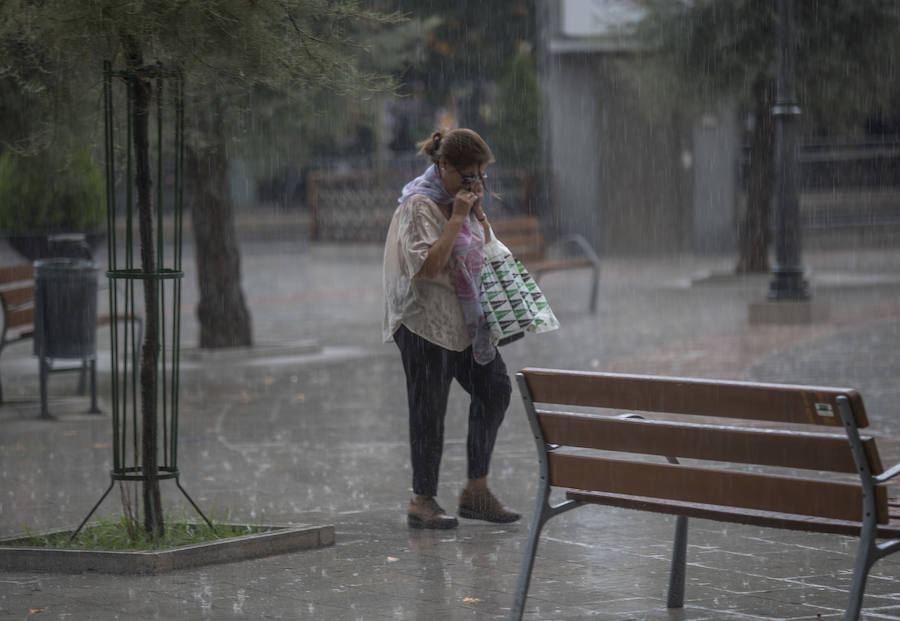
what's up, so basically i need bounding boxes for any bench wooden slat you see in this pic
[537,410,881,474]
[0,286,35,310]
[528,257,595,273]
[565,490,900,539]
[0,264,33,286]
[547,453,887,523]
[522,367,867,427]
[493,230,543,248]
[491,218,592,270]
[493,232,543,256]
[4,324,34,340]
[490,216,541,236]
[4,307,34,330]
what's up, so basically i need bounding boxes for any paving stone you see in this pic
[2,237,900,619]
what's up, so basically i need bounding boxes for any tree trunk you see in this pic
[736,73,776,273]
[185,95,252,349]
[123,38,164,540]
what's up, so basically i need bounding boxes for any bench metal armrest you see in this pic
[875,462,900,484]
[540,233,602,314]
[547,233,602,269]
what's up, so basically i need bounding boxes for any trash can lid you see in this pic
[34,258,98,273]
[34,258,97,268]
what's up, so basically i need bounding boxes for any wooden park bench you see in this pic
[490,216,600,314]
[0,264,36,405]
[0,262,141,419]
[511,367,900,621]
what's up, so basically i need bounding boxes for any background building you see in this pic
[536,0,739,255]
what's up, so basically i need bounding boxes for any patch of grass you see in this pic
[10,515,269,551]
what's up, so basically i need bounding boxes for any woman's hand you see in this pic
[469,181,490,240]
[451,188,479,220]
[418,188,485,278]
[470,180,485,220]
[418,183,488,279]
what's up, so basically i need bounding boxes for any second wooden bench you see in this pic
[490,216,600,313]
[511,367,900,621]
[0,264,36,405]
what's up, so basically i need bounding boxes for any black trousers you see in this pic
[394,324,512,498]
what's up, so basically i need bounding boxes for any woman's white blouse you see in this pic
[382,194,480,351]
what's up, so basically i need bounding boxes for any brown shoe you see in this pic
[407,496,459,530]
[458,486,521,523]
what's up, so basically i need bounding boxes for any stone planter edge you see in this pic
[0,522,335,574]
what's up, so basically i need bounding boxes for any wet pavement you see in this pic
[2,230,900,620]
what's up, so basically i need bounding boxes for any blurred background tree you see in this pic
[375,0,537,162]
[493,45,541,166]
[635,0,900,272]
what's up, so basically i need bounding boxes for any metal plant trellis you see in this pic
[71,61,211,540]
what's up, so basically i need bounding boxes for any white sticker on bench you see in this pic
[816,403,835,417]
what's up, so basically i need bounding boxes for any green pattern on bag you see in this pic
[480,250,559,346]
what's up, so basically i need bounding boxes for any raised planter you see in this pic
[6,230,105,261]
[0,523,334,574]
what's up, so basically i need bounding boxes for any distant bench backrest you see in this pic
[0,264,35,337]
[489,216,545,264]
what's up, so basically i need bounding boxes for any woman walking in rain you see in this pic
[383,128,520,529]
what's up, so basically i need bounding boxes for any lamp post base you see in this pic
[767,267,809,300]
[749,299,830,325]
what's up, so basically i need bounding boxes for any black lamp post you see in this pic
[768,0,809,300]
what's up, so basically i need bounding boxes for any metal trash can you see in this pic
[33,258,99,418]
[34,258,99,359]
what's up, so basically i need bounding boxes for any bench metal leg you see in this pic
[618,412,691,609]
[534,267,600,315]
[510,480,549,621]
[667,515,689,608]
[588,268,599,314]
[846,538,875,621]
[845,532,900,620]
[514,373,586,620]
[39,356,52,420]
[88,358,100,414]
[557,233,602,314]
[510,477,581,621]
[837,395,900,620]
[77,359,87,395]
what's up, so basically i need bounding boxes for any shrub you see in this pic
[0,149,104,232]
[492,50,541,167]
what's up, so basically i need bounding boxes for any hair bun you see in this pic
[431,131,443,149]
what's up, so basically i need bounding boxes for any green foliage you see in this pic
[493,49,540,166]
[0,149,104,232]
[383,0,535,104]
[634,0,900,135]
[0,0,405,168]
[14,514,267,551]
[0,0,400,92]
